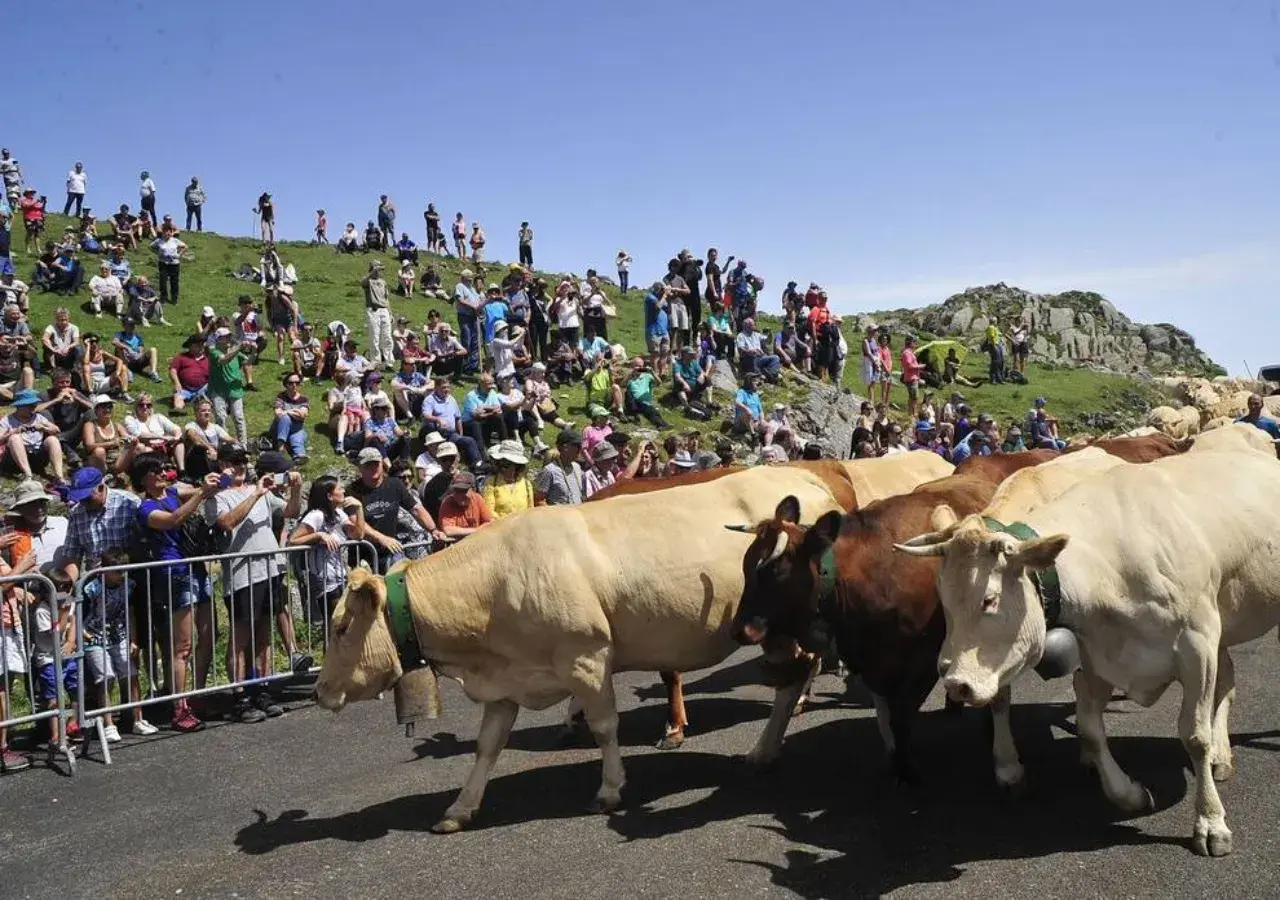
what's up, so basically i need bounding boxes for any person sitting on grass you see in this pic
[363,396,407,459]
[623,356,669,428]
[88,262,123,318]
[112,316,163,384]
[732,375,765,443]
[183,398,232,479]
[291,321,324,381]
[400,330,431,374]
[461,372,507,454]
[671,344,712,417]
[82,394,129,474]
[1,389,67,482]
[336,222,359,254]
[392,355,431,421]
[126,275,167,326]
[584,351,624,418]
[437,471,492,540]
[273,373,310,462]
[169,334,209,413]
[124,393,186,475]
[330,370,366,454]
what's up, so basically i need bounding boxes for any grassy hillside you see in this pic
[13,216,1165,478]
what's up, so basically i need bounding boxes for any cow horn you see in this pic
[893,540,949,558]
[724,524,755,533]
[901,530,950,548]
[759,531,789,567]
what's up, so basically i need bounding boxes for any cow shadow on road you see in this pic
[235,699,1192,895]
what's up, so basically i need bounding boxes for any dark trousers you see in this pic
[519,244,533,267]
[456,311,480,376]
[624,392,668,427]
[186,204,203,231]
[687,287,702,339]
[426,426,483,467]
[464,417,508,453]
[431,354,464,380]
[141,195,157,226]
[63,193,84,217]
[502,409,536,441]
[158,262,181,304]
[529,315,549,362]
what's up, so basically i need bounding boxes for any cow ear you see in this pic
[930,504,959,533]
[774,495,801,525]
[1008,534,1068,572]
[345,568,386,615]
[799,510,842,558]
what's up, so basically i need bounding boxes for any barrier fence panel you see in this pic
[0,572,77,775]
[73,539,377,765]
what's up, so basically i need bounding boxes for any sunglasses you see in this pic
[137,403,153,409]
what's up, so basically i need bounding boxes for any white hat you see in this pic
[422,431,445,448]
[201,306,215,318]
[531,362,546,372]
[91,394,115,407]
[490,439,528,466]
[435,441,459,458]
[672,450,696,468]
[494,320,508,332]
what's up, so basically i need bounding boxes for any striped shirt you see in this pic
[60,489,140,572]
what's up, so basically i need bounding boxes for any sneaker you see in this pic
[234,696,266,724]
[159,318,172,326]
[532,438,548,454]
[170,706,206,733]
[119,393,136,404]
[253,692,284,718]
[102,723,122,743]
[290,651,315,674]
[1,748,31,773]
[246,383,260,392]
[147,372,163,382]
[132,718,159,736]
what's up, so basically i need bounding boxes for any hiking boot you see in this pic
[234,696,266,724]
[253,692,284,718]
[170,705,205,733]
[1,749,31,773]
[289,651,315,675]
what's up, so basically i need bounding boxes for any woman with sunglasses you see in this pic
[273,374,310,462]
[123,392,185,478]
[80,332,130,401]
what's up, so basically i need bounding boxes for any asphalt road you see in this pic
[2,639,1278,900]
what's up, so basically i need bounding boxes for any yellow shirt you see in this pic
[985,324,1000,349]
[481,476,534,519]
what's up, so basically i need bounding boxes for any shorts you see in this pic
[904,381,920,399]
[271,313,294,332]
[2,625,27,675]
[303,581,346,626]
[668,301,689,331]
[646,333,671,355]
[24,220,44,237]
[147,567,198,614]
[178,386,208,402]
[125,355,151,374]
[1013,342,1029,360]
[35,659,79,704]
[90,374,112,393]
[225,575,286,624]
[85,637,136,684]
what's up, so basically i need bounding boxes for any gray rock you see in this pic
[1047,307,1075,333]
[790,379,865,460]
[711,358,739,395]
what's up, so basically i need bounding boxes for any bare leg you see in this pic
[656,671,686,750]
[1176,627,1232,856]
[7,436,31,477]
[1074,667,1152,812]
[45,436,65,480]
[792,652,823,716]
[434,698,519,833]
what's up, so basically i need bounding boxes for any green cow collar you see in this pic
[383,569,426,672]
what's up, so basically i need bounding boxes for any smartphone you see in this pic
[218,474,233,489]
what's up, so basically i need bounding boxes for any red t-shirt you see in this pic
[170,352,210,390]
[807,306,832,332]
[901,348,924,385]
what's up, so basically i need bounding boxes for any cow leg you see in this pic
[433,698,519,834]
[1176,627,1233,857]
[871,692,895,756]
[557,696,589,747]
[569,652,626,812]
[990,684,1025,791]
[1209,646,1235,783]
[743,680,805,768]
[656,671,687,750]
[1073,668,1152,813]
[792,654,823,717]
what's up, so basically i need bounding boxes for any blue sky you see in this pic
[9,0,1279,371]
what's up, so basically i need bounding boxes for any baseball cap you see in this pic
[91,394,114,408]
[67,467,106,503]
[357,447,385,465]
[557,429,583,446]
[256,451,295,474]
[201,306,215,318]
[450,471,476,491]
[435,441,459,459]
[588,404,610,419]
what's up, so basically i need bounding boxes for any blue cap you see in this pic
[1034,396,1046,406]
[66,467,106,503]
[915,420,934,432]
[11,388,41,407]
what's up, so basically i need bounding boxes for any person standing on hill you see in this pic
[453,268,483,377]
[184,177,206,232]
[64,162,87,217]
[363,260,394,370]
[208,328,249,444]
[139,171,157,228]
[150,225,187,306]
[377,195,396,249]
[424,203,442,253]
[518,221,534,267]
[678,250,704,339]
[452,212,467,258]
[254,191,275,243]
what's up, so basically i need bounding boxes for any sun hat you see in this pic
[490,439,529,466]
[435,441,459,459]
[357,447,385,465]
[672,450,696,468]
[593,443,619,463]
[494,320,508,332]
[11,389,40,408]
[460,269,474,278]
[449,471,476,491]
[370,395,391,408]
[255,451,295,474]
[531,361,546,372]
[91,394,114,408]
[588,404,610,419]
[214,327,233,340]
[67,467,107,503]
[423,431,445,448]
[10,480,55,508]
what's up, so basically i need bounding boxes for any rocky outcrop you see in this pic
[857,283,1223,377]
[789,378,863,459]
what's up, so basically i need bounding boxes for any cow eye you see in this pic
[335,621,350,639]
[982,595,999,613]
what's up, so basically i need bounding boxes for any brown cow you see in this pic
[954,449,1059,478]
[581,455,950,749]
[1064,432,1192,463]
[730,459,1044,784]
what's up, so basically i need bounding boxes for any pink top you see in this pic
[879,344,894,374]
[582,423,613,462]
[901,348,924,384]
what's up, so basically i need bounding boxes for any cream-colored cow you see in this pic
[897,451,1280,856]
[314,454,949,833]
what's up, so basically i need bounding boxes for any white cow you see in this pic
[896,450,1280,856]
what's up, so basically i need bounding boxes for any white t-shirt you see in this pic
[89,274,122,300]
[489,336,520,379]
[43,323,80,352]
[67,170,87,193]
[184,420,232,447]
[3,413,52,451]
[556,297,580,329]
[153,237,183,265]
[125,413,178,440]
[0,280,28,306]
[299,508,351,593]
[413,451,441,482]
[140,177,156,199]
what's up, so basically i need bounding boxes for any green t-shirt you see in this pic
[209,347,246,400]
[627,371,657,404]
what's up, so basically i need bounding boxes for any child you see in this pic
[31,580,78,750]
[82,548,156,740]
[1,582,30,771]
[314,209,328,245]
[334,371,366,451]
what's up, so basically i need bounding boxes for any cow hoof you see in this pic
[995,765,1026,796]
[1211,761,1235,783]
[1114,783,1154,814]
[656,731,685,751]
[737,753,779,775]
[1192,821,1234,857]
[589,792,623,814]
[432,817,466,834]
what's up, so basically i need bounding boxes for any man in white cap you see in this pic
[453,268,483,377]
[348,446,445,568]
[362,260,393,369]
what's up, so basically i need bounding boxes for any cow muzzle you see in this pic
[941,671,998,708]
[733,618,767,645]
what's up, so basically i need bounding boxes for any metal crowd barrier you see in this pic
[0,572,78,775]
[73,539,377,765]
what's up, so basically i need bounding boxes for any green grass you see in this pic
[17,214,1163,476]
